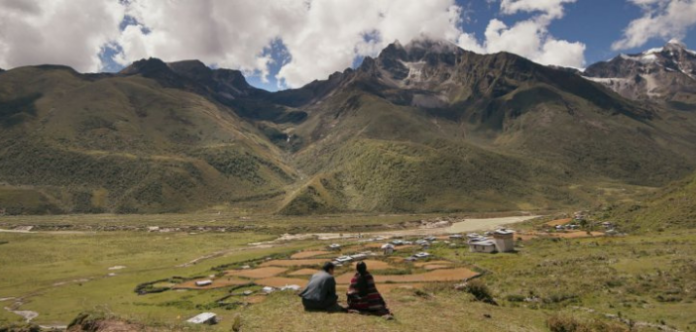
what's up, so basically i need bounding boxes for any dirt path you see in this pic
[0,229,94,235]
[446,216,539,233]
[268,215,540,242]
[176,242,281,267]
[4,306,38,322]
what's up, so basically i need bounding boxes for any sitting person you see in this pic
[299,262,346,312]
[346,261,393,318]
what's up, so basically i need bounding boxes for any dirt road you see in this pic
[268,215,540,242]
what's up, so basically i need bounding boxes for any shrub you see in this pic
[231,314,242,332]
[464,279,497,305]
[0,323,41,332]
[67,310,113,331]
[547,314,628,332]
[506,294,526,302]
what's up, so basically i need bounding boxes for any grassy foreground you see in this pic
[0,215,695,331]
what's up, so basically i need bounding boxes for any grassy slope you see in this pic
[0,67,294,214]
[606,171,696,232]
[279,83,694,214]
[0,231,297,327]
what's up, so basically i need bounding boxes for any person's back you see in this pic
[347,261,392,318]
[299,262,344,312]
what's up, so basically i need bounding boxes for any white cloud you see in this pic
[114,0,465,88]
[501,0,576,20]
[0,0,124,72]
[114,0,298,82]
[275,0,464,88]
[613,0,696,50]
[456,0,586,69]
[0,0,587,87]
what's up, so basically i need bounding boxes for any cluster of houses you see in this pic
[553,224,580,231]
[329,229,516,257]
[333,252,372,265]
[353,229,516,257]
[548,217,617,234]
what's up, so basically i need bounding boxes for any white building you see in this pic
[414,252,431,259]
[350,253,368,260]
[493,229,515,253]
[187,312,217,325]
[468,229,516,253]
[381,243,395,255]
[336,256,353,263]
[468,239,497,253]
[195,280,213,287]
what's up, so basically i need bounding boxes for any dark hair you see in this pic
[322,262,335,272]
[356,261,369,296]
[356,261,367,275]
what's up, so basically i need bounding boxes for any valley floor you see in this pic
[0,213,693,331]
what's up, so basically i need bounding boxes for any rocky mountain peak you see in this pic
[119,57,172,76]
[377,37,463,63]
[167,60,212,81]
[583,40,696,103]
[666,38,688,50]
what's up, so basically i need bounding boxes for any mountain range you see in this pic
[1,38,695,215]
[584,39,696,109]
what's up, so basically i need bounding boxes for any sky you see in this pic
[1,0,696,91]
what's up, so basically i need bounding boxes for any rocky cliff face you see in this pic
[584,40,696,107]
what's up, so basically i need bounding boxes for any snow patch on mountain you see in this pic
[400,60,427,83]
[619,53,659,64]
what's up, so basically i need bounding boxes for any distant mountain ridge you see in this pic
[1,37,696,215]
[584,39,696,108]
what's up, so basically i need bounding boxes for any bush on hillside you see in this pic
[546,314,627,332]
[464,279,497,305]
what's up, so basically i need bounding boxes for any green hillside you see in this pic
[606,172,696,232]
[277,48,696,214]
[0,66,294,214]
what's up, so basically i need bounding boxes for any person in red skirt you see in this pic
[346,261,393,319]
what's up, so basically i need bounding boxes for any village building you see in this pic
[195,280,213,287]
[335,256,353,263]
[468,229,516,253]
[493,229,515,252]
[381,243,395,255]
[468,239,497,253]
[350,253,368,260]
[414,252,431,259]
[574,211,587,221]
[391,239,405,246]
[187,312,217,325]
[467,233,484,241]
